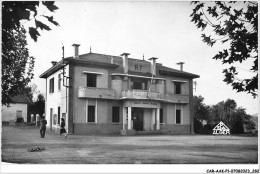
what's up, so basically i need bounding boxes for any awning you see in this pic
[83,71,103,75]
[171,80,187,83]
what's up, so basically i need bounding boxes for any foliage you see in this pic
[194,118,203,133]
[190,1,258,97]
[2,1,59,41]
[230,107,245,134]
[34,93,45,116]
[19,83,41,104]
[195,96,256,134]
[193,95,210,122]
[243,113,256,131]
[28,93,45,122]
[2,1,59,106]
[2,27,35,106]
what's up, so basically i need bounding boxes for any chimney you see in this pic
[176,62,185,71]
[72,44,80,59]
[148,57,158,76]
[51,61,57,66]
[120,53,130,74]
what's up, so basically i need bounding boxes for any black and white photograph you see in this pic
[1,1,258,173]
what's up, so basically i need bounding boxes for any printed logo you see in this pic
[213,121,230,135]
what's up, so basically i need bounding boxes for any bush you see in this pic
[194,119,214,134]
[194,119,203,134]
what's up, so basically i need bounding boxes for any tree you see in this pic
[34,93,45,116]
[20,83,41,104]
[243,114,256,131]
[28,93,45,122]
[190,1,258,97]
[231,107,245,134]
[2,1,59,106]
[2,1,59,41]
[193,95,210,122]
[2,27,35,106]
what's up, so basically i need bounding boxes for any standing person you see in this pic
[60,118,67,138]
[40,115,47,138]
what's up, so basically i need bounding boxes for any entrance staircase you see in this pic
[135,130,163,135]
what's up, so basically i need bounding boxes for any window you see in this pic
[53,114,57,125]
[174,82,181,94]
[112,107,120,123]
[132,78,147,90]
[87,74,97,87]
[16,110,22,117]
[58,107,60,124]
[58,74,62,90]
[88,106,95,122]
[176,109,181,124]
[49,77,54,93]
[160,109,163,123]
[50,108,53,125]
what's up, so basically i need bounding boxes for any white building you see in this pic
[2,95,29,123]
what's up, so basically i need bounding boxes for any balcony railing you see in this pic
[121,90,161,100]
[78,87,189,103]
[78,87,116,99]
[164,93,189,103]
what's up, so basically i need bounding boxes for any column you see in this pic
[95,99,98,123]
[123,107,126,130]
[156,108,160,130]
[127,107,132,130]
[151,109,155,130]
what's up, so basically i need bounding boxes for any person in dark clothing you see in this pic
[59,118,67,138]
[40,116,47,138]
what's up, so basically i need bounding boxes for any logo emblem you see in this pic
[213,121,230,135]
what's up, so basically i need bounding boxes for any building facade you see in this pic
[40,45,199,135]
[2,95,29,123]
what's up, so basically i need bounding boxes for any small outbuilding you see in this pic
[1,95,29,123]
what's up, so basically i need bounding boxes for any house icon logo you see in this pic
[213,121,230,135]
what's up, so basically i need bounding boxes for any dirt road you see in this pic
[1,125,258,164]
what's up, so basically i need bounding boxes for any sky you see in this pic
[25,1,258,115]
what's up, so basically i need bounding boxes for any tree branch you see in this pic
[201,7,216,27]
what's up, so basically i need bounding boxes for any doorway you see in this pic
[132,108,144,131]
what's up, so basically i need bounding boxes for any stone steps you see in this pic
[136,130,163,135]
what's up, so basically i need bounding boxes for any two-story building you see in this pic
[40,44,199,135]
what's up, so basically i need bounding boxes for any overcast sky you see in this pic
[26,1,258,115]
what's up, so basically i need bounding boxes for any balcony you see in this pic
[78,87,116,99]
[121,90,161,100]
[164,93,189,103]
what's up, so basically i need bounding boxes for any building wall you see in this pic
[2,103,28,122]
[45,65,69,132]
[165,76,189,95]
[44,58,195,135]
[73,99,123,134]
[74,65,109,88]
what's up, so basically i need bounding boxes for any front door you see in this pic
[133,108,143,131]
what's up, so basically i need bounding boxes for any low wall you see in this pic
[73,123,191,135]
[73,123,123,135]
[161,124,191,134]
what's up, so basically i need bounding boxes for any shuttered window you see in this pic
[87,74,97,87]
[112,107,120,123]
[49,77,54,93]
[88,106,95,122]
[174,82,181,94]
[176,109,181,124]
